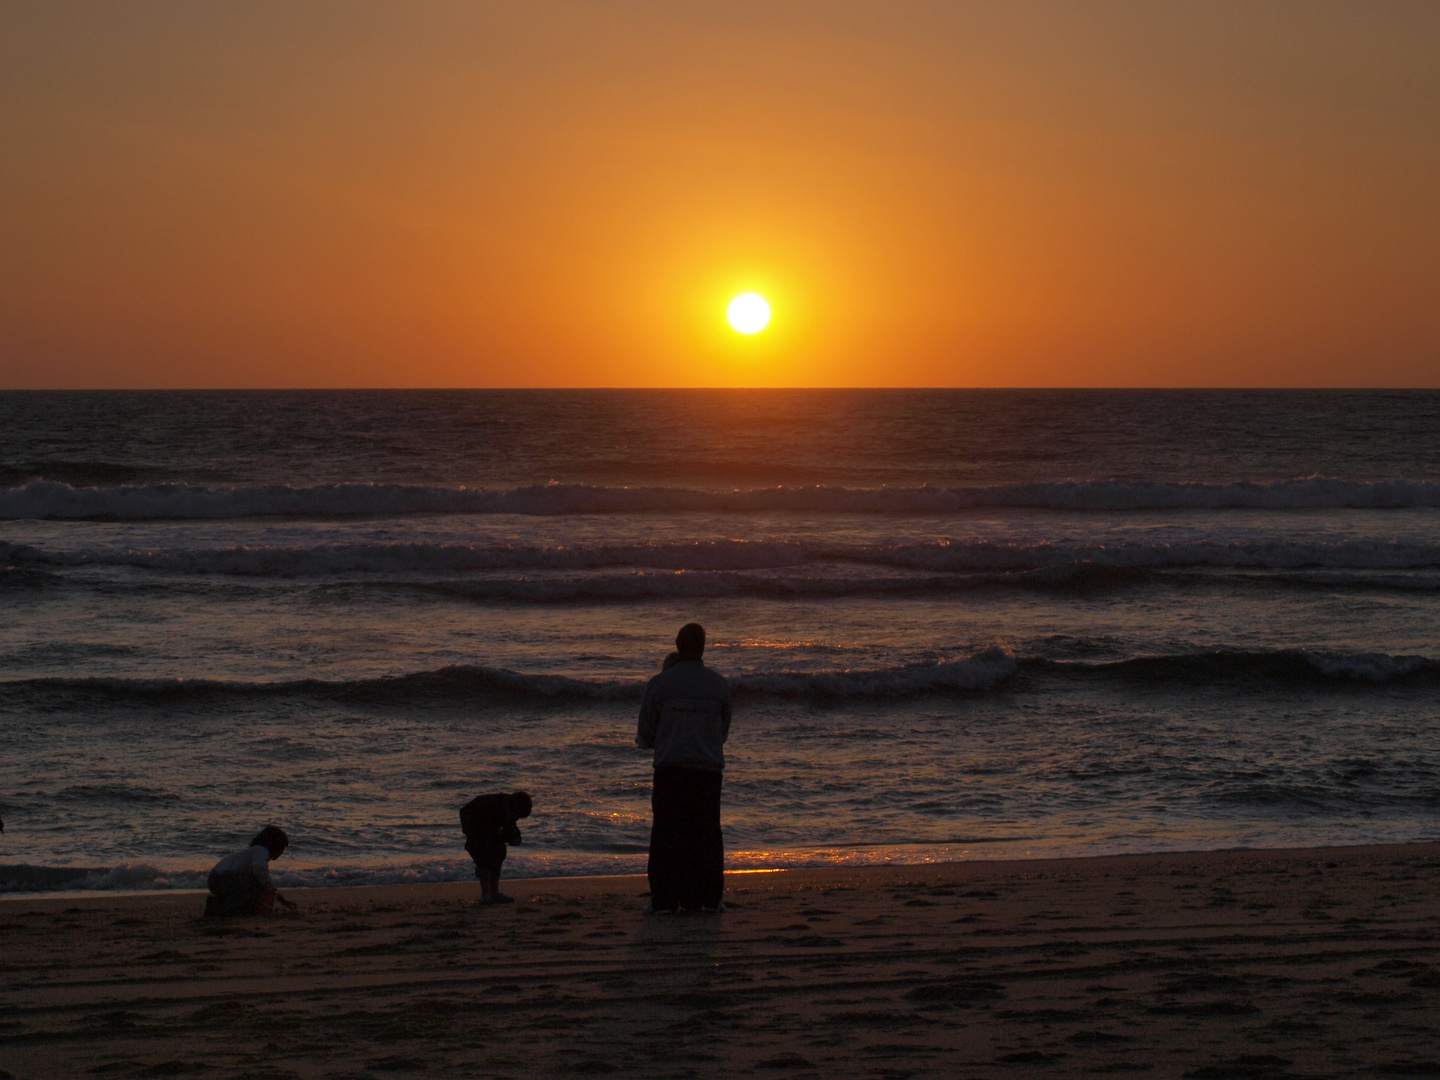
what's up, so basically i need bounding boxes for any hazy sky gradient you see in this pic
[3,1,1437,387]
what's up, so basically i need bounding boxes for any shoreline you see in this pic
[4,838,1440,908]
[8,840,1440,1076]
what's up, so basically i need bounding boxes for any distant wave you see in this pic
[1033,648,1440,685]
[6,536,1440,582]
[0,564,66,590]
[4,477,1440,520]
[416,565,1440,601]
[0,650,1017,704]
[12,565,1440,602]
[0,460,162,488]
[3,648,1436,709]
[412,567,1154,602]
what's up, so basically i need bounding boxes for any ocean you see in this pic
[2,389,1439,894]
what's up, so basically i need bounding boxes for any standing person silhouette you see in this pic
[636,623,732,913]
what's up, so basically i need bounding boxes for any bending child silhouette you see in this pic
[460,791,532,904]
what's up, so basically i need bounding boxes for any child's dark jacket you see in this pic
[460,793,522,865]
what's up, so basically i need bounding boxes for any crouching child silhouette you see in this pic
[204,825,297,916]
[460,791,532,904]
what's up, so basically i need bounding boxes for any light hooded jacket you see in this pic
[636,659,732,772]
[209,844,273,890]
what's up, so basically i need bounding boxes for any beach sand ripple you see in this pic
[5,844,1440,1078]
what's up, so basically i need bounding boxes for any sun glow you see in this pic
[727,293,771,334]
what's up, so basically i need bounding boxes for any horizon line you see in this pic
[3,386,1438,393]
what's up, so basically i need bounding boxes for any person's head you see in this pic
[675,622,705,661]
[661,651,681,671]
[508,791,533,820]
[250,825,289,860]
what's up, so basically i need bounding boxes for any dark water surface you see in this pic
[2,390,1438,892]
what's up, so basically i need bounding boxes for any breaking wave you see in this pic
[3,647,1435,709]
[4,477,1440,520]
[0,652,1019,704]
[0,862,209,894]
[1036,649,1440,685]
[5,535,1439,581]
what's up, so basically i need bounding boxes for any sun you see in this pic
[727,293,771,334]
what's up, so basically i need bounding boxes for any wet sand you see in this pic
[5,843,1440,1079]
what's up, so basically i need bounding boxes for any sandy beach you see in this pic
[5,844,1440,1079]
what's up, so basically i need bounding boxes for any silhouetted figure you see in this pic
[205,825,297,916]
[460,791,532,904]
[637,622,731,913]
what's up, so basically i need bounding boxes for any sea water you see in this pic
[1,390,1438,893]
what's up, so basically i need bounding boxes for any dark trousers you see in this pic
[648,764,724,910]
[466,836,507,880]
[206,870,274,917]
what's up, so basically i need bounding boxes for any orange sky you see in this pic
[2,1,1438,388]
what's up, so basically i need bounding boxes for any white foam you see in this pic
[74,862,208,892]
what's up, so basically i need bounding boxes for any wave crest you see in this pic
[1040,649,1439,685]
[4,648,1435,708]
[6,536,1440,585]
[0,649,1019,704]
[4,477,1440,520]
